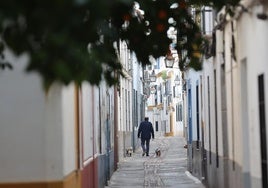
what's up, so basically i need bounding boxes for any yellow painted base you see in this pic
[165,132,174,137]
[0,170,81,188]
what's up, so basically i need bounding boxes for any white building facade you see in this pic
[185,1,268,188]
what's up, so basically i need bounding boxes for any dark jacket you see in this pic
[138,120,154,139]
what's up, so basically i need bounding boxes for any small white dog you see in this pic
[126,147,133,157]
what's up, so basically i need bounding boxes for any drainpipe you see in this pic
[114,85,119,170]
[132,89,135,152]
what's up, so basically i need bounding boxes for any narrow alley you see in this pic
[1,1,268,188]
[106,136,205,188]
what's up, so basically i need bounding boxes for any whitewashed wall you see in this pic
[81,82,94,164]
[117,40,133,161]
[185,68,206,143]
[62,84,76,176]
[0,50,77,182]
[200,58,216,153]
[0,52,47,182]
[132,53,143,128]
[237,4,268,186]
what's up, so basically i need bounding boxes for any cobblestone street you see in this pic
[106,136,205,188]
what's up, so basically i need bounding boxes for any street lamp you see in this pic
[174,75,180,86]
[165,53,175,68]
[149,70,156,82]
[150,85,156,94]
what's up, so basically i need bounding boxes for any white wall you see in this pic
[45,83,64,180]
[81,82,94,163]
[224,22,236,164]
[237,5,268,181]
[185,68,203,142]
[62,84,76,176]
[0,51,47,182]
[0,50,77,182]
[201,58,215,152]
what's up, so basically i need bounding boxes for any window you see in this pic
[179,104,183,121]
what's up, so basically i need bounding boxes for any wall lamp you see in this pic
[174,75,180,86]
[164,53,175,68]
[149,70,157,82]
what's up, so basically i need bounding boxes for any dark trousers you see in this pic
[141,138,150,154]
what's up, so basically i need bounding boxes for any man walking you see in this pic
[138,117,154,156]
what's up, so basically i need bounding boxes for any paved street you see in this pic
[106,136,206,188]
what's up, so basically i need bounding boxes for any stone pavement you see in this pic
[105,136,206,188]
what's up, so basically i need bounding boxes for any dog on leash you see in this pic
[155,148,161,157]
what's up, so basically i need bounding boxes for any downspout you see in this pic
[92,86,96,187]
[113,40,120,170]
[114,83,119,170]
[132,89,135,152]
[131,55,135,153]
[98,86,102,187]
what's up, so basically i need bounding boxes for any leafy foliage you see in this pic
[0,0,239,89]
